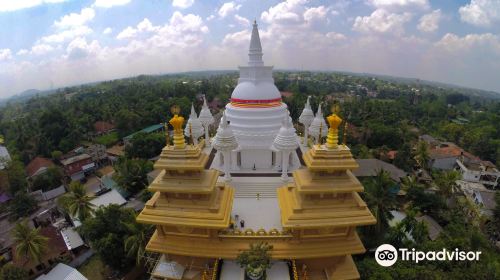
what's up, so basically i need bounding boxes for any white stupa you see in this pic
[298,96,314,146]
[308,102,327,144]
[212,112,238,181]
[224,21,296,171]
[184,104,204,145]
[198,95,214,142]
[272,114,299,181]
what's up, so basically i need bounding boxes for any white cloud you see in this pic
[116,18,160,40]
[418,9,441,32]
[54,7,95,29]
[206,14,215,21]
[16,49,29,56]
[93,0,131,8]
[66,37,101,60]
[459,0,500,27]
[0,0,70,12]
[261,0,306,24]
[103,27,112,34]
[368,0,429,9]
[353,9,412,35]
[435,33,500,53]
[304,6,329,22]
[40,25,93,43]
[218,2,241,18]
[0,49,12,61]
[234,14,250,26]
[31,43,55,55]
[172,0,194,9]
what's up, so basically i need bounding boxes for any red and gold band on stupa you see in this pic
[230,97,282,108]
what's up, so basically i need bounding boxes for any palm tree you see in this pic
[364,170,397,235]
[434,170,461,198]
[57,181,94,222]
[414,140,430,170]
[11,220,48,266]
[124,221,154,264]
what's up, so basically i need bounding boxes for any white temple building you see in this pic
[218,21,300,172]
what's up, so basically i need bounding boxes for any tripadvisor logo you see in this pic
[375,244,482,267]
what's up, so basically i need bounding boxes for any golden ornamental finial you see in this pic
[326,102,343,149]
[169,105,186,149]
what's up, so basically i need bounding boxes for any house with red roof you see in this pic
[428,142,478,170]
[93,121,115,135]
[26,157,55,179]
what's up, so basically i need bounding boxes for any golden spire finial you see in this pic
[169,105,186,149]
[326,102,343,149]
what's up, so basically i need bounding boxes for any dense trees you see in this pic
[125,132,164,159]
[113,157,153,195]
[79,205,145,270]
[31,166,63,192]
[0,265,28,280]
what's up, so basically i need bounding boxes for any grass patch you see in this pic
[78,255,109,280]
[95,131,119,147]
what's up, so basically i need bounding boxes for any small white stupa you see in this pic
[184,104,204,145]
[198,95,214,142]
[298,96,314,146]
[308,102,327,144]
[212,112,238,181]
[272,114,299,181]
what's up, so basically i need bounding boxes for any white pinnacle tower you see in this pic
[272,114,299,181]
[309,102,327,144]
[198,95,214,142]
[213,112,238,181]
[184,104,204,145]
[299,96,314,146]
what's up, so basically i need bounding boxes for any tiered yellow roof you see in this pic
[278,105,376,230]
[137,109,234,231]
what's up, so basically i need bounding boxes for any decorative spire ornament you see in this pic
[169,105,186,149]
[326,103,343,149]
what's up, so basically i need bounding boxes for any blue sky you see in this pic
[1,0,500,97]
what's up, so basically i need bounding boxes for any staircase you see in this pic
[229,177,284,198]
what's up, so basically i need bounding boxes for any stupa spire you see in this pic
[213,112,238,181]
[308,102,327,144]
[184,103,204,145]
[198,95,214,142]
[169,105,186,149]
[299,96,314,146]
[248,21,264,66]
[326,103,343,149]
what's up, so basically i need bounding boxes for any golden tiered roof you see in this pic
[137,110,234,231]
[278,105,376,229]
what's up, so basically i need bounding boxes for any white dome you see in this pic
[231,81,281,101]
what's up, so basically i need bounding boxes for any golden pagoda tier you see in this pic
[277,106,376,279]
[137,108,234,240]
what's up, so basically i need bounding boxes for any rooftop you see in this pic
[90,188,127,208]
[123,123,164,141]
[60,153,91,166]
[26,156,55,178]
[93,121,115,133]
[36,263,87,280]
[416,215,443,241]
[353,159,407,182]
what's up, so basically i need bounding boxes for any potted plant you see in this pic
[236,242,273,280]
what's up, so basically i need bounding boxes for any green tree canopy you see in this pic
[11,220,48,265]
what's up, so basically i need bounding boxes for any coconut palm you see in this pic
[414,140,430,170]
[57,181,94,222]
[124,221,154,264]
[364,170,397,235]
[434,170,461,198]
[11,220,48,266]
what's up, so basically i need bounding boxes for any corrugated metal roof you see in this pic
[36,263,87,280]
[91,189,127,208]
[61,227,85,250]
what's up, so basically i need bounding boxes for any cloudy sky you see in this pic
[0,0,500,98]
